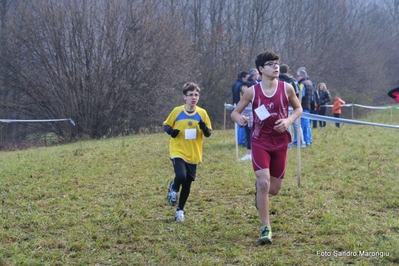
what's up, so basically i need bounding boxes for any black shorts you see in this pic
[171,158,197,181]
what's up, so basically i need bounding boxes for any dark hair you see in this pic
[255,50,280,74]
[182,82,201,95]
[280,64,289,74]
[241,81,253,88]
[238,71,249,79]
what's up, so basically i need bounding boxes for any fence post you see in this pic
[223,103,226,143]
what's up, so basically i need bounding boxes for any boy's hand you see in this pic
[199,120,211,137]
[171,129,180,138]
[236,115,249,127]
[198,120,208,131]
[273,119,289,133]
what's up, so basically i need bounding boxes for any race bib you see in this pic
[254,105,270,121]
[185,128,197,139]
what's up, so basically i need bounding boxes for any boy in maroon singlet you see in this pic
[231,50,302,245]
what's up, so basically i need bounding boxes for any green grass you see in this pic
[1,110,399,265]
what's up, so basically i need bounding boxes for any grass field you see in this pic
[1,110,399,265]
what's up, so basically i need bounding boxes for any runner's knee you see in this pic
[269,180,282,195]
[256,178,270,193]
[269,187,280,195]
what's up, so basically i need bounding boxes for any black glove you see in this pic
[170,129,180,138]
[199,120,208,131]
[199,120,211,137]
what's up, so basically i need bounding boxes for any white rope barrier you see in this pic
[0,118,75,126]
[322,103,397,110]
[301,113,399,129]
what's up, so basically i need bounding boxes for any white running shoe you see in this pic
[240,154,252,161]
[167,181,178,206]
[175,210,185,222]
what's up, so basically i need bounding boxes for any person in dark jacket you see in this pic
[232,71,249,104]
[317,82,331,128]
[278,64,305,148]
[311,89,320,128]
[297,68,314,146]
[240,81,254,160]
[232,71,249,146]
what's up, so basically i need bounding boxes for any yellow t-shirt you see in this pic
[164,105,212,164]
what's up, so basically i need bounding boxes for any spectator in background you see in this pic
[232,71,249,105]
[298,67,319,129]
[242,68,259,147]
[311,89,320,129]
[278,64,305,148]
[333,93,345,128]
[248,68,259,86]
[240,81,253,161]
[317,83,331,128]
[232,71,249,146]
[297,68,315,146]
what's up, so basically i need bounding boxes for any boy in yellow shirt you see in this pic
[163,82,212,222]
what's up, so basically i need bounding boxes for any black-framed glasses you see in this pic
[263,61,280,67]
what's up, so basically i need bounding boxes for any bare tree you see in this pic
[3,0,192,141]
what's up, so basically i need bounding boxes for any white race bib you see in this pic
[185,128,197,139]
[254,104,270,121]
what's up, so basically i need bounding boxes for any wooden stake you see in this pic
[297,89,303,187]
[223,103,226,143]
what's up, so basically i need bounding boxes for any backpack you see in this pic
[291,80,300,96]
[278,74,299,97]
[303,89,315,101]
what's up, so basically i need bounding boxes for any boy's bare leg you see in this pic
[255,169,271,226]
[255,170,284,244]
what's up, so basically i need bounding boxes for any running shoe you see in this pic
[167,181,178,206]
[175,210,185,222]
[240,154,252,161]
[258,225,272,245]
